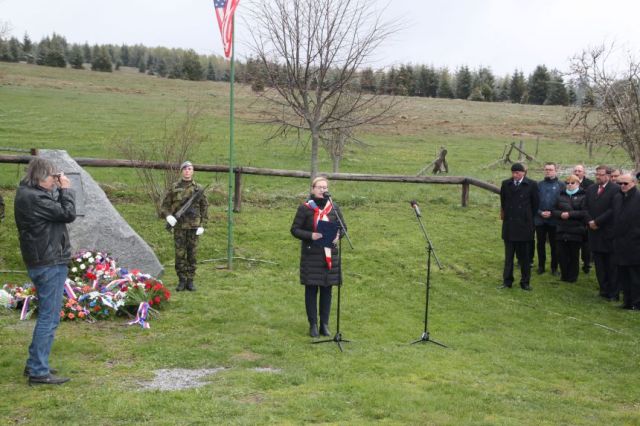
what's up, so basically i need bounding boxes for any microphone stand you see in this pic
[410,202,447,348]
[313,193,353,352]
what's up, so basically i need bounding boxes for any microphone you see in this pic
[323,191,332,198]
[410,200,422,217]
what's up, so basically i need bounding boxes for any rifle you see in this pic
[166,183,210,232]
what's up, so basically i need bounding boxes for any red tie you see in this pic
[597,185,604,196]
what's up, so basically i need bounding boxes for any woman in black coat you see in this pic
[552,175,588,282]
[290,177,345,337]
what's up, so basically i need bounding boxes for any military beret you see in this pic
[180,161,193,170]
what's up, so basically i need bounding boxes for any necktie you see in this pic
[597,185,604,196]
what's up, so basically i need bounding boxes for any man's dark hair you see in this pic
[595,165,611,174]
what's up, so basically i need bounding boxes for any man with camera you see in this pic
[15,158,76,385]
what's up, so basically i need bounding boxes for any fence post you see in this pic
[461,182,469,207]
[234,169,242,212]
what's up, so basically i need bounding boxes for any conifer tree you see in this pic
[455,66,472,99]
[509,69,526,103]
[437,69,454,98]
[91,46,112,72]
[527,65,550,105]
[22,33,33,62]
[68,44,84,69]
[181,49,203,81]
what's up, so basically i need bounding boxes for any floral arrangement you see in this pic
[2,250,170,328]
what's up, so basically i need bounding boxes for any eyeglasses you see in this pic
[565,181,578,185]
[619,182,632,186]
[314,186,328,190]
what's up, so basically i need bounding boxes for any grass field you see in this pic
[0,62,638,425]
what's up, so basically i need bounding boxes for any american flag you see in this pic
[213,0,240,58]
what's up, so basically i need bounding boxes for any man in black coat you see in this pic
[574,164,594,273]
[499,163,540,290]
[584,165,619,300]
[612,173,640,310]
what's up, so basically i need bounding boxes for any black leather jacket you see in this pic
[14,182,76,268]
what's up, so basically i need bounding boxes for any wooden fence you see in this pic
[0,154,500,209]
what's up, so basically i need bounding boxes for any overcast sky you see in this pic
[1,0,639,75]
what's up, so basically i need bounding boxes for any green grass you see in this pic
[1,62,639,425]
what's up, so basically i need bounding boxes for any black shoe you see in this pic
[320,323,331,336]
[28,374,70,386]
[618,304,633,310]
[24,367,58,377]
[309,324,319,337]
[497,284,512,289]
[551,269,559,276]
[175,280,186,292]
[536,266,545,275]
[521,285,532,291]
[186,279,196,291]
[582,265,591,274]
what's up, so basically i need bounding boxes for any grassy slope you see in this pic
[0,63,638,425]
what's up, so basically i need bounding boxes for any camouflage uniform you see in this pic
[161,179,208,284]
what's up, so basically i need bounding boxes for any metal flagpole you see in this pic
[226,15,236,270]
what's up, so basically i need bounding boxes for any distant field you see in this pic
[0,62,638,425]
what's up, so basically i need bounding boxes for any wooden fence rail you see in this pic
[0,154,500,209]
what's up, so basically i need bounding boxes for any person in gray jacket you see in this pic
[534,163,564,275]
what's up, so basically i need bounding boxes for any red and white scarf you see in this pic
[304,199,334,270]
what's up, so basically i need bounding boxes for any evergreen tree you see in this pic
[495,76,510,102]
[424,66,439,97]
[472,67,495,101]
[527,65,550,105]
[437,69,454,98]
[68,44,84,69]
[83,43,92,63]
[120,44,130,66]
[138,56,147,73]
[22,33,33,62]
[509,69,526,103]
[91,46,112,72]
[182,49,203,81]
[544,71,569,106]
[0,40,11,62]
[156,58,167,77]
[360,67,376,93]
[455,65,472,99]
[8,37,21,62]
[386,67,398,95]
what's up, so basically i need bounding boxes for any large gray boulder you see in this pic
[39,150,164,277]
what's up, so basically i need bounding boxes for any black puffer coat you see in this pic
[14,182,76,268]
[290,197,346,286]
[552,190,587,243]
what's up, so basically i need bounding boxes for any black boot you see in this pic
[309,323,319,337]
[186,279,196,291]
[175,279,186,292]
[320,323,331,336]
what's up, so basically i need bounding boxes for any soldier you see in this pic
[161,161,208,292]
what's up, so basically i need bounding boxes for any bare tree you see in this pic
[117,104,208,217]
[247,0,399,179]
[568,44,640,170]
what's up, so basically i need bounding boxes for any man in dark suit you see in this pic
[499,163,539,291]
[574,164,594,273]
[612,173,640,310]
[585,165,619,301]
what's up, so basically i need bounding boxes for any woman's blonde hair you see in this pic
[311,176,328,189]
[565,174,580,184]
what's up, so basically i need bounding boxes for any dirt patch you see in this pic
[139,367,226,391]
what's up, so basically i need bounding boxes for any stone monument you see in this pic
[38,150,164,277]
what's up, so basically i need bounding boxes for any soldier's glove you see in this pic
[166,215,177,227]
[196,227,204,236]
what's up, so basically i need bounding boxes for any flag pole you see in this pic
[227,15,236,270]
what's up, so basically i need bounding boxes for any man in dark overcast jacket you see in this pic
[585,165,619,301]
[15,157,76,385]
[499,163,539,291]
[612,173,640,310]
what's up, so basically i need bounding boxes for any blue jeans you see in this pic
[26,264,68,377]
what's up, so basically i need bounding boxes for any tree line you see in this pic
[1,32,574,106]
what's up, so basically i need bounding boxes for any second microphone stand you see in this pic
[410,202,447,348]
[313,193,353,352]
